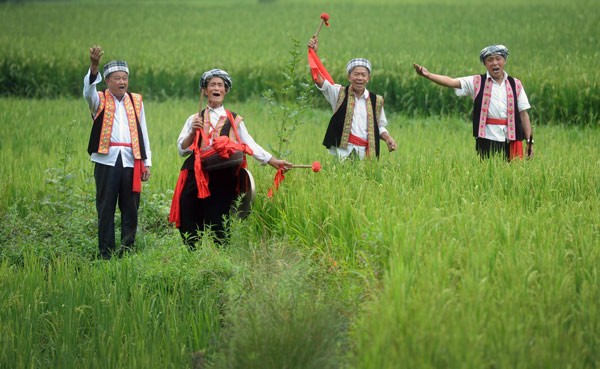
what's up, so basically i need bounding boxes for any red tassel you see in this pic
[509,141,524,161]
[193,130,211,198]
[169,169,189,227]
[195,168,210,198]
[132,159,145,193]
[267,168,285,198]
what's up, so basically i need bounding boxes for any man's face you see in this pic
[484,54,506,81]
[106,71,128,99]
[203,77,227,107]
[347,66,370,94]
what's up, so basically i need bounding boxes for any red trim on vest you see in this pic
[474,75,522,140]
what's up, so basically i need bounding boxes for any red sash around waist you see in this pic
[109,142,145,193]
[486,118,508,125]
[348,133,368,147]
[484,118,523,160]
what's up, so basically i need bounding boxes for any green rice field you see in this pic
[1,0,599,123]
[1,0,599,368]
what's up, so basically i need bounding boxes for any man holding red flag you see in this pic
[170,69,291,247]
[83,45,152,259]
[308,36,397,160]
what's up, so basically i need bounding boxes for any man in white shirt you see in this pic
[308,36,397,160]
[414,44,534,160]
[169,69,291,246]
[83,45,151,259]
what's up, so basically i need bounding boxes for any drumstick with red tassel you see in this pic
[268,161,321,197]
[291,161,321,172]
[314,13,330,37]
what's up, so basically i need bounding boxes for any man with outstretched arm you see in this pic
[414,44,534,160]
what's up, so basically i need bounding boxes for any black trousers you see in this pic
[178,167,238,247]
[94,154,140,257]
[475,138,510,161]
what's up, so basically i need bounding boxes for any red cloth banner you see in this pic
[308,48,334,85]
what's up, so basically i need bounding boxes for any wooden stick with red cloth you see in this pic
[308,13,334,85]
[268,161,321,198]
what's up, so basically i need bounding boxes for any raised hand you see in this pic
[89,45,104,75]
[308,36,318,52]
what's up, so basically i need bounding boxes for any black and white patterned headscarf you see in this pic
[346,58,372,75]
[103,61,129,78]
[479,45,509,64]
[200,69,232,92]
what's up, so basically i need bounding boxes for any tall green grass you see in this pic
[1,97,599,368]
[1,0,599,123]
[0,249,224,368]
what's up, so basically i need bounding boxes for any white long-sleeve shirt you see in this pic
[318,79,389,159]
[177,105,272,165]
[83,69,152,168]
[455,71,530,142]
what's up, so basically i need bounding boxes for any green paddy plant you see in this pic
[1,98,599,368]
[213,241,347,369]
[0,250,224,369]
[262,35,312,159]
[1,0,599,123]
[1,0,600,362]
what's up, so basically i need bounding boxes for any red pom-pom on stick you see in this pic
[314,13,331,37]
[292,161,321,173]
[269,161,321,197]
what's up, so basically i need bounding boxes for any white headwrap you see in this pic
[200,69,232,92]
[346,58,372,75]
[479,45,509,64]
[103,61,129,78]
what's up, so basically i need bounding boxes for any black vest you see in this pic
[87,91,148,160]
[472,74,524,141]
[181,110,237,170]
[322,86,381,157]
